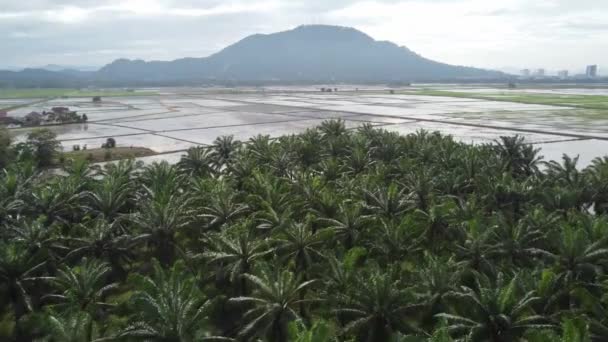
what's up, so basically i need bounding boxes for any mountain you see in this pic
[38,64,100,72]
[2,25,505,87]
[0,69,91,88]
[98,25,502,83]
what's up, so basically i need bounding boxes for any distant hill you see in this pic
[98,25,502,83]
[38,64,100,72]
[2,25,505,87]
[0,69,91,88]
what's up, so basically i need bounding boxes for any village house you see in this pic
[0,110,22,126]
[51,107,71,114]
[25,111,43,125]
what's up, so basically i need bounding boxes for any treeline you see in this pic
[1,121,608,341]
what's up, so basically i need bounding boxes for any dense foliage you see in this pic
[1,120,608,341]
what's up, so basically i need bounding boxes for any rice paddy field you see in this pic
[5,84,608,167]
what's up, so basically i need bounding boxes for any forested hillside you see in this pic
[1,121,607,341]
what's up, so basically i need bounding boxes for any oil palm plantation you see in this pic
[1,120,608,341]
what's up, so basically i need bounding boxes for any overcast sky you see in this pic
[1,0,606,73]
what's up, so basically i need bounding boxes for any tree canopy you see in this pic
[0,120,607,341]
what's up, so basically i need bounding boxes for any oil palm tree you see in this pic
[62,157,97,193]
[130,187,193,265]
[248,134,274,165]
[200,228,273,295]
[402,169,437,212]
[273,222,332,274]
[294,129,323,168]
[0,168,28,226]
[199,183,248,231]
[415,256,464,330]
[544,155,591,211]
[344,144,375,175]
[178,146,216,178]
[319,119,348,139]
[437,273,551,341]
[363,183,409,220]
[121,260,222,341]
[494,135,542,178]
[454,218,502,275]
[585,156,608,214]
[139,161,184,198]
[29,180,85,225]
[8,219,60,258]
[210,135,241,170]
[370,218,423,264]
[492,217,551,267]
[335,268,423,341]
[245,171,295,214]
[288,320,334,342]
[44,258,117,315]
[0,241,49,339]
[255,201,294,233]
[318,202,370,249]
[85,172,134,222]
[230,268,318,342]
[411,201,456,250]
[547,223,608,289]
[62,219,134,279]
[41,310,106,342]
[315,157,344,183]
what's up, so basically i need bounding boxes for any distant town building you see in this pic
[92,96,102,103]
[535,69,546,77]
[51,107,71,114]
[586,65,598,78]
[521,69,530,77]
[558,70,569,79]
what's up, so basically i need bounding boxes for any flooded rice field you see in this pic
[5,85,608,168]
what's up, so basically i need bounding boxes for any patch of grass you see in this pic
[62,146,157,163]
[407,89,608,110]
[0,88,157,99]
[0,98,51,112]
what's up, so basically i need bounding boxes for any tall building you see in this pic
[521,69,530,77]
[586,65,598,77]
[558,70,569,79]
[535,69,545,77]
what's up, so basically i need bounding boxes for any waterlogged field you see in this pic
[4,84,608,167]
[411,89,608,110]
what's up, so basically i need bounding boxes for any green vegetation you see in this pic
[64,146,157,163]
[409,89,608,110]
[0,88,157,100]
[2,120,608,341]
[0,127,10,169]
[25,129,61,167]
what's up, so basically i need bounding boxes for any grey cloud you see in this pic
[1,0,608,70]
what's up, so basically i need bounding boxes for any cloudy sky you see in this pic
[2,0,606,73]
